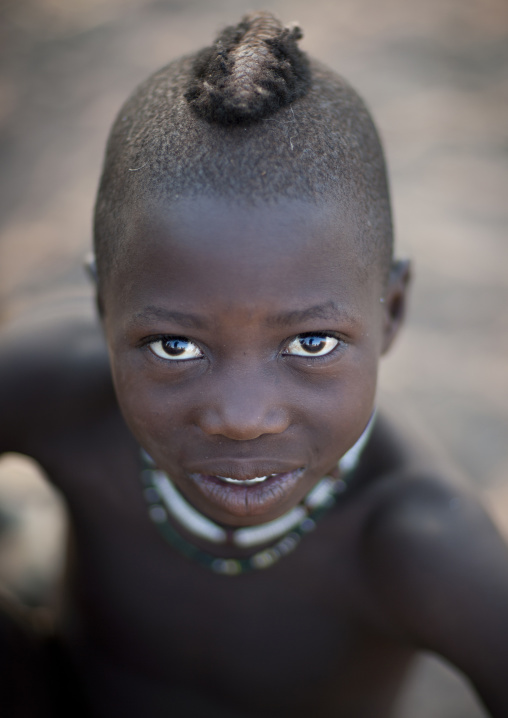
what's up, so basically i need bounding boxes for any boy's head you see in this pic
[94,12,409,527]
[94,11,393,293]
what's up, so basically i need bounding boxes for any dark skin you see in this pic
[1,195,508,718]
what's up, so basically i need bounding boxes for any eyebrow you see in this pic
[129,301,358,331]
[267,301,359,328]
[130,306,207,330]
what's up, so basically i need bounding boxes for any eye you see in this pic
[149,336,203,361]
[284,333,339,357]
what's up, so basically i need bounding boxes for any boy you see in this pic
[1,10,508,718]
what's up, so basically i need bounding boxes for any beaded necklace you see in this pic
[141,416,374,576]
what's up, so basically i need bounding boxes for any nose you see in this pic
[196,367,290,440]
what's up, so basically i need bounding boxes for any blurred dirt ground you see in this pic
[0,0,507,716]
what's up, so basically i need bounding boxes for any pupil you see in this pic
[163,338,187,356]
[301,336,325,353]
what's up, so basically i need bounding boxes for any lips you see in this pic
[186,467,306,521]
[185,459,302,480]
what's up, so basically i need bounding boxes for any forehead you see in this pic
[105,196,381,316]
[125,195,367,265]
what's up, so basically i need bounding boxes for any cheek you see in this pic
[109,352,175,445]
[293,356,378,459]
[319,374,376,434]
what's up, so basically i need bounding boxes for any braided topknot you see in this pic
[185,11,310,124]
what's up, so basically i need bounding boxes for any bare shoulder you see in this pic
[359,414,508,716]
[0,295,115,459]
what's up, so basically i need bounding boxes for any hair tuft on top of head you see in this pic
[184,11,311,125]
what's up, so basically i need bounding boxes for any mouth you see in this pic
[186,467,306,522]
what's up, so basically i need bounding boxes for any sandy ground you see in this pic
[0,0,507,715]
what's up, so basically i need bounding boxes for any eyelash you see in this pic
[141,332,346,363]
[282,332,345,359]
[142,335,205,363]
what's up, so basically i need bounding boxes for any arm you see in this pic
[0,298,113,460]
[363,476,508,717]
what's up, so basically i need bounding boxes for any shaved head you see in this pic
[94,12,393,290]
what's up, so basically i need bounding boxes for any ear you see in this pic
[83,252,105,318]
[381,259,411,355]
[83,252,97,283]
